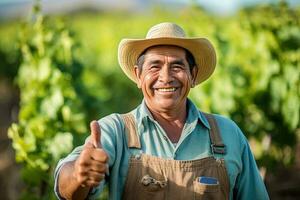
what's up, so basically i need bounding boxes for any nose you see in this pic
[158,65,174,83]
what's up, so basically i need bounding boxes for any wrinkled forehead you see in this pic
[143,45,187,58]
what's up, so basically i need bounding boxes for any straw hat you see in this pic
[118,22,216,85]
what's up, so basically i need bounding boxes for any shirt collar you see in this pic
[135,98,210,130]
[186,99,210,130]
[135,99,156,127]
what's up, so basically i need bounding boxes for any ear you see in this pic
[134,65,142,88]
[191,66,198,88]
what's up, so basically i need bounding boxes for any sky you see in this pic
[0,0,299,19]
[185,0,299,15]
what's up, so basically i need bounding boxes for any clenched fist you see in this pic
[73,120,109,187]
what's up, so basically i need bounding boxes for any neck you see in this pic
[145,99,188,143]
[148,100,187,123]
[151,107,186,124]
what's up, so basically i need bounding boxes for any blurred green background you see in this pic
[0,0,299,199]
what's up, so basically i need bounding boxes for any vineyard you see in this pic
[0,2,299,199]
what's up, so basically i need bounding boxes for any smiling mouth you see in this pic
[155,87,177,92]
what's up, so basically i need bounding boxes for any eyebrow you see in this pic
[147,60,163,65]
[170,59,185,65]
[147,59,186,65]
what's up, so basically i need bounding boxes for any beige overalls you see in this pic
[121,113,230,200]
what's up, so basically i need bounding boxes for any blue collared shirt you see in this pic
[54,99,269,200]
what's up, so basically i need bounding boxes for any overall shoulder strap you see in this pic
[202,112,226,155]
[121,113,141,149]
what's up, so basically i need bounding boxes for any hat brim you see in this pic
[118,37,216,85]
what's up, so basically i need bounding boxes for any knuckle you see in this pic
[78,158,87,167]
[78,167,86,175]
[96,164,105,172]
[99,150,109,162]
[101,163,108,172]
[99,164,105,172]
[92,150,106,162]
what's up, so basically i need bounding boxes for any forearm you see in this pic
[58,161,90,200]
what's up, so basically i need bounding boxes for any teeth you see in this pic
[157,88,176,92]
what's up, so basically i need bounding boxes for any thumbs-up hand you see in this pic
[73,120,109,188]
[90,120,101,148]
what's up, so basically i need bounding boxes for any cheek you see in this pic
[144,74,153,82]
[179,73,193,86]
[143,73,157,87]
[140,74,157,94]
[179,74,193,96]
[186,72,194,86]
[187,75,193,86]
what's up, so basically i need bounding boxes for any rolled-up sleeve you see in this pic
[53,113,120,199]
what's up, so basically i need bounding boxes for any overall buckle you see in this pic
[211,144,226,155]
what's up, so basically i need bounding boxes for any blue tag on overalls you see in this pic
[198,176,219,185]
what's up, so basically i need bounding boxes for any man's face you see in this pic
[135,45,197,113]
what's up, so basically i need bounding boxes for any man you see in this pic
[54,22,269,200]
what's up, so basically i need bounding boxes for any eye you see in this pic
[174,65,182,68]
[149,65,160,70]
[172,65,184,70]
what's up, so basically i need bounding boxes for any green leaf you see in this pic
[47,132,73,161]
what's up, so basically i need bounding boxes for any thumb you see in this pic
[90,120,102,148]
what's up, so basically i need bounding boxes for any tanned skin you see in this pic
[57,45,197,199]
